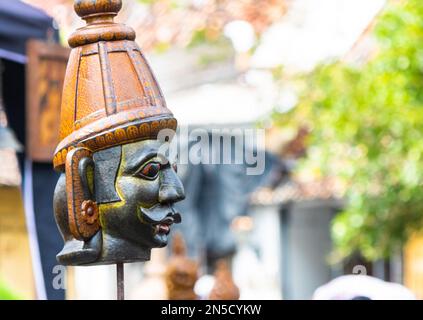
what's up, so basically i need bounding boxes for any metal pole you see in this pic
[117,263,124,300]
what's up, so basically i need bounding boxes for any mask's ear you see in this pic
[65,147,100,240]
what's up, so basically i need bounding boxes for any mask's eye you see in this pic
[137,162,161,180]
[172,163,178,173]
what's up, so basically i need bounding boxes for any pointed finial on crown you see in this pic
[74,0,122,22]
[69,0,135,48]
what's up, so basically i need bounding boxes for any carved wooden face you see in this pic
[99,140,185,249]
[54,139,185,266]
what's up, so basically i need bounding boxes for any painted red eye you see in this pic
[139,162,161,179]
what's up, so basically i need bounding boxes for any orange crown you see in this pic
[53,0,176,170]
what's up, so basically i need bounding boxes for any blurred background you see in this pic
[1,0,423,300]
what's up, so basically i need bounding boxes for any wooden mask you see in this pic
[53,0,185,266]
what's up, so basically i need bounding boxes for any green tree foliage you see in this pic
[0,280,20,300]
[276,0,423,261]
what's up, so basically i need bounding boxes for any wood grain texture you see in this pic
[26,39,70,162]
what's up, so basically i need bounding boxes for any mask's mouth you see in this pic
[155,216,174,235]
[139,204,182,236]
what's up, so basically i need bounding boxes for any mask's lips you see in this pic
[139,204,181,235]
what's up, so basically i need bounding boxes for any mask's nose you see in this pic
[158,167,185,204]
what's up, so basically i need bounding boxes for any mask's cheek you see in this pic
[120,176,161,207]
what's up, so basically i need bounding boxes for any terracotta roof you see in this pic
[250,176,345,206]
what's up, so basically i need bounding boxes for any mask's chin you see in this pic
[153,229,170,247]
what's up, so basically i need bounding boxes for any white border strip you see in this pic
[23,158,47,300]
